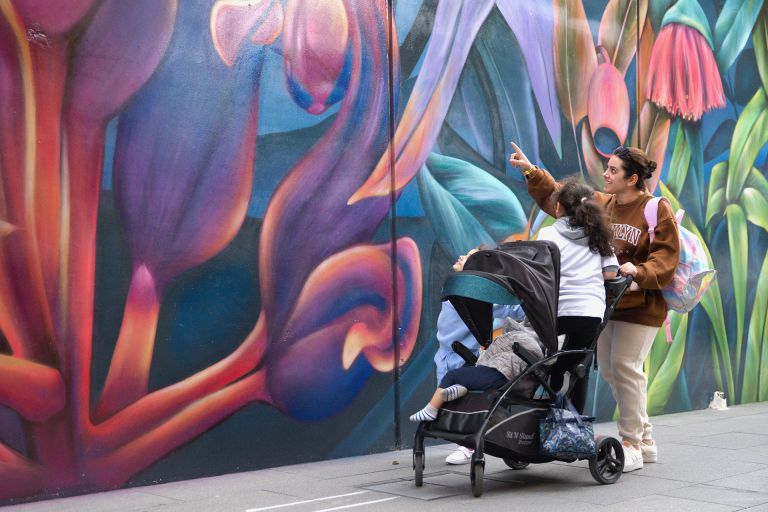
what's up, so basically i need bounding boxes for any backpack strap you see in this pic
[663,316,673,344]
[643,196,679,344]
[643,196,663,243]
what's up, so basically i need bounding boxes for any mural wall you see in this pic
[0,0,766,503]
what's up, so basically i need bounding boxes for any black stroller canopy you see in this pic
[440,241,561,354]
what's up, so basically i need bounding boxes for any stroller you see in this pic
[413,240,633,497]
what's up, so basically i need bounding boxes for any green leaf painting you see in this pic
[648,313,687,416]
[727,89,768,201]
[725,204,748,382]
[741,252,768,403]
[714,0,765,72]
[417,153,526,259]
[706,161,728,225]
[742,188,768,231]
[754,2,768,91]
[667,121,691,196]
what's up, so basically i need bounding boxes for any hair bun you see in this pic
[647,160,658,173]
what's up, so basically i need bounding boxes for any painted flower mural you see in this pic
[646,0,726,122]
[0,0,767,505]
[0,0,421,500]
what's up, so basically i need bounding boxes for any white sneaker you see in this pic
[641,440,657,463]
[622,443,643,473]
[445,446,473,465]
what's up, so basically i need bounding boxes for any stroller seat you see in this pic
[412,241,633,497]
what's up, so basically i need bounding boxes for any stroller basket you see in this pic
[412,241,633,497]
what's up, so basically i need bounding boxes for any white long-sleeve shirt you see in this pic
[537,218,619,319]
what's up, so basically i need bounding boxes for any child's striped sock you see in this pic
[441,384,468,402]
[409,404,439,422]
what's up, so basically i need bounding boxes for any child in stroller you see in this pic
[434,245,527,386]
[435,246,527,464]
[412,319,543,423]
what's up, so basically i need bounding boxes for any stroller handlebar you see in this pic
[451,341,478,366]
[602,275,633,326]
[512,341,541,367]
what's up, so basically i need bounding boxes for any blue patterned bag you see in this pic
[539,394,596,460]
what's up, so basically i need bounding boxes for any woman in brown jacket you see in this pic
[509,143,680,473]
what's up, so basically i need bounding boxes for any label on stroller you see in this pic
[504,430,535,445]
[485,406,548,459]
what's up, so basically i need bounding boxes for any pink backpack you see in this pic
[645,197,716,342]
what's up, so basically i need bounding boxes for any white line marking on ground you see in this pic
[312,496,398,512]
[245,491,369,512]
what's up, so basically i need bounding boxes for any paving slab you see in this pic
[147,470,286,501]
[703,414,768,435]
[271,452,416,480]
[363,474,465,501]
[602,495,739,512]
[660,484,768,508]
[3,490,181,512]
[151,490,397,512]
[628,443,767,483]
[675,432,768,450]
[511,470,688,506]
[706,467,768,493]
[731,443,768,465]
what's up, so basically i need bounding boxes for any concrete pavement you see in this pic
[5,401,768,511]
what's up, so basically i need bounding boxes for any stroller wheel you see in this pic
[470,457,484,497]
[589,437,624,484]
[413,452,424,487]
[503,458,530,470]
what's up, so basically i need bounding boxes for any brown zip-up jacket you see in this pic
[525,167,680,327]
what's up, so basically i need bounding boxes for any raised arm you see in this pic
[509,142,615,219]
[509,142,560,217]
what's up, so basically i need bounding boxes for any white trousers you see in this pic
[596,320,658,444]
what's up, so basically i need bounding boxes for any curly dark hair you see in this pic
[556,178,614,257]
[613,146,658,190]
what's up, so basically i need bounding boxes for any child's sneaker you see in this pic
[622,443,643,472]
[445,446,473,465]
[641,440,657,463]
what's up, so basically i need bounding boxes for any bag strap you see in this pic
[554,393,583,425]
[645,196,685,242]
[643,196,663,243]
[664,316,673,345]
[643,196,680,345]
